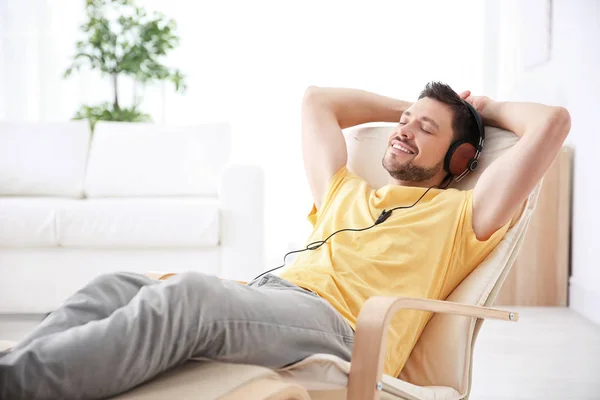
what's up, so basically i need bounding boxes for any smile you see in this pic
[391,142,415,154]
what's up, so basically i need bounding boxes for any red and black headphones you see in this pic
[443,100,485,182]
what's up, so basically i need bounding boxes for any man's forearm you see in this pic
[482,101,569,138]
[305,87,411,129]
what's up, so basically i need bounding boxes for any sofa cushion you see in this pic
[0,122,91,197]
[57,198,220,248]
[84,122,231,198]
[0,198,69,247]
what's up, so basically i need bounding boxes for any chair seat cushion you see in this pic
[276,354,461,400]
[57,198,220,248]
[111,361,279,399]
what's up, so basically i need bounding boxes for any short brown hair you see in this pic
[418,81,479,143]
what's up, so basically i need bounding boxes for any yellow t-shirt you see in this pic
[280,166,510,377]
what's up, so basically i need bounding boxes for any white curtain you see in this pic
[0,0,486,267]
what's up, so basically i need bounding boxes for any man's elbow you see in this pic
[302,86,335,119]
[303,86,325,106]
[549,106,571,140]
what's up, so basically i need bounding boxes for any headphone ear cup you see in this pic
[444,140,465,175]
[444,141,478,176]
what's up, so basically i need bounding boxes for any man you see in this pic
[0,82,570,399]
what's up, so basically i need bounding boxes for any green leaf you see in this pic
[72,103,152,132]
[65,0,187,107]
[64,67,74,79]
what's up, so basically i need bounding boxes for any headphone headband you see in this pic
[462,99,485,149]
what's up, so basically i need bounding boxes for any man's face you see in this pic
[382,97,455,185]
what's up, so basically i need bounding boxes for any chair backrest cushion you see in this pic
[343,123,539,396]
[0,121,91,197]
[343,123,520,191]
[84,122,231,198]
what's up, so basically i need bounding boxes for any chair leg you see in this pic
[220,377,310,400]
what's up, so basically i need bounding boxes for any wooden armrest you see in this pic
[347,296,518,400]
[145,272,178,281]
[144,271,248,285]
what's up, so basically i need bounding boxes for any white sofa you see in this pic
[0,121,265,314]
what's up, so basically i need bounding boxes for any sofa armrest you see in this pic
[219,164,265,281]
[347,296,518,400]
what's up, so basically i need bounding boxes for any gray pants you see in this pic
[0,272,354,399]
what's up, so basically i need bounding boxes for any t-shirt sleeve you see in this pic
[306,165,352,227]
[446,190,512,291]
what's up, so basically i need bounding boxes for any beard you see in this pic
[382,152,443,182]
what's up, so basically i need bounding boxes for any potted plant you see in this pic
[64,0,187,130]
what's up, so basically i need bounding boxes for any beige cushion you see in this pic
[111,361,279,399]
[343,123,540,397]
[343,123,519,190]
[277,354,461,400]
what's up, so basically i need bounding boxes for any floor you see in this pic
[1,307,599,399]
[470,307,600,400]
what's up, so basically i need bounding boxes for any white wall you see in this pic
[485,0,600,324]
[1,0,487,269]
